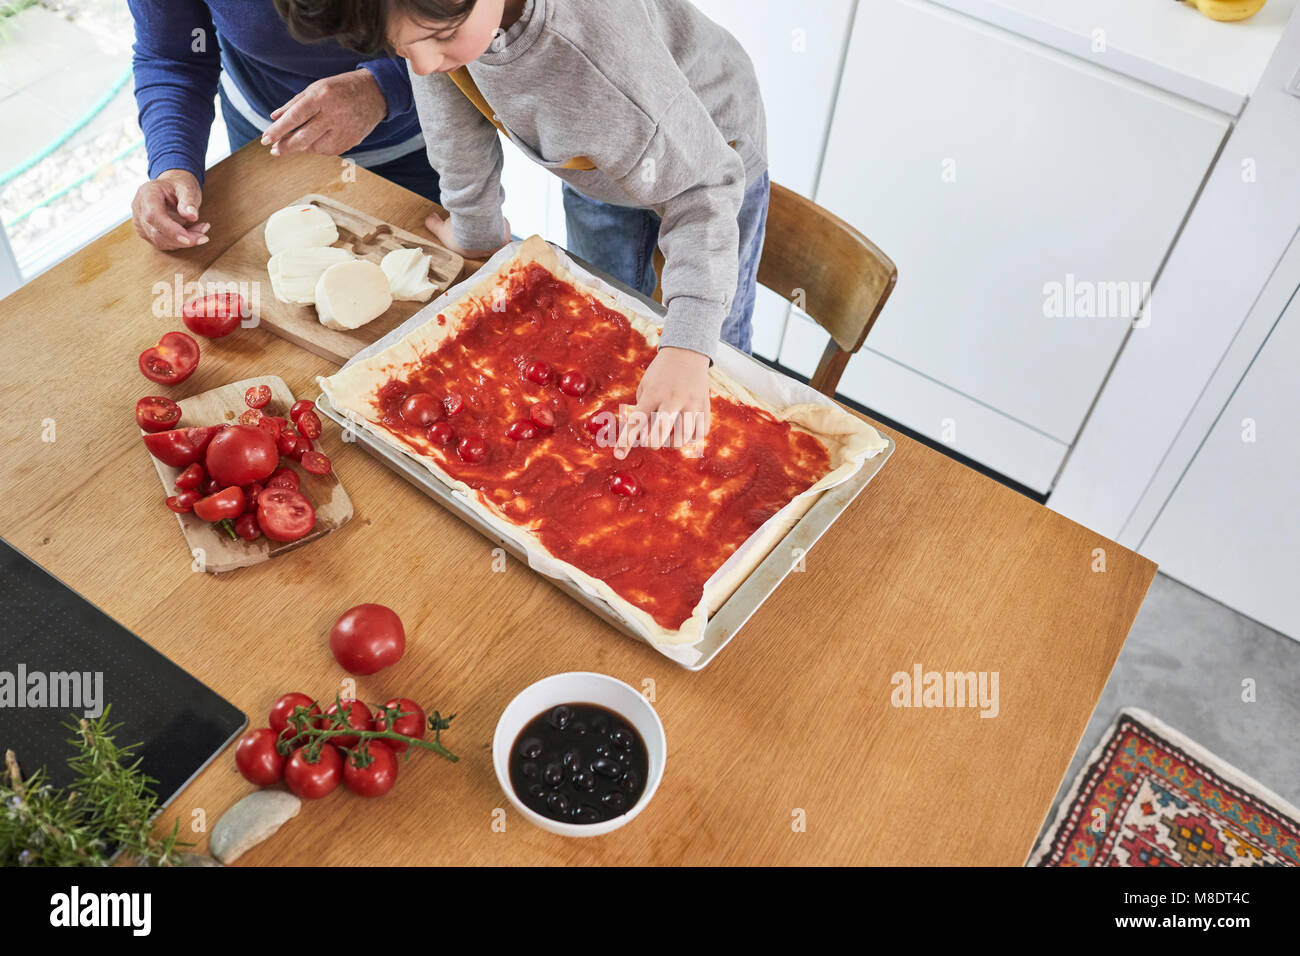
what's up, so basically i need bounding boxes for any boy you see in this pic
[276,0,769,454]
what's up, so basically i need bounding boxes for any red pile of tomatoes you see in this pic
[142,389,330,544]
[236,693,453,799]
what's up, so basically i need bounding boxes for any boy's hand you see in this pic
[424,210,512,259]
[615,347,712,460]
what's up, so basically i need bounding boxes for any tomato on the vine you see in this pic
[343,742,399,798]
[235,728,285,786]
[321,699,372,749]
[284,745,343,799]
[374,698,425,753]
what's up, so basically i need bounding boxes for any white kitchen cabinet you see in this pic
[794,0,1230,491]
[1141,272,1300,640]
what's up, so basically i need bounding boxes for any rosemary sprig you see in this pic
[1,707,190,867]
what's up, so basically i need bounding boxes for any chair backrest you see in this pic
[757,181,896,396]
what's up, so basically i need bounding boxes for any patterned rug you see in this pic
[1029,708,1300,867]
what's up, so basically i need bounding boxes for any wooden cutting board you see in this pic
[198,194,463,365]
[144,375,353,573]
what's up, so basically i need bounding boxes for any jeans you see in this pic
[218,85,442,204]
[561,169,771,355]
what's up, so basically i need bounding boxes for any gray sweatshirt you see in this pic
[409,0,768,361]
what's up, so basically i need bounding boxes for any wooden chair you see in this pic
[653,180,896,397]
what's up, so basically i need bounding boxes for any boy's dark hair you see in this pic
[273,0,477,55]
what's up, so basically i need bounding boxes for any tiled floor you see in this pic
[1032,572,1300,857]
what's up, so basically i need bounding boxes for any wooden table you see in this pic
[0,146,1156,865]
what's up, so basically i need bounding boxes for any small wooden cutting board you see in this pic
[145,375,353,573]
[198,194,463,365]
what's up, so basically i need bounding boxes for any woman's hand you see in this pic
[423,209,512,260]
[262,69,388,157]
[131,169,209,251]
[615,346,712,460]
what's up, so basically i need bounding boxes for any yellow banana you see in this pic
[1183,0,1267,22]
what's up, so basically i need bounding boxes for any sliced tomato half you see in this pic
[138,331,200,385]
[142,425,219,468]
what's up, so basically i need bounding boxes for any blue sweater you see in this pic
[129,0,422,184]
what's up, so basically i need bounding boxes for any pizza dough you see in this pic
[319,235,887,648]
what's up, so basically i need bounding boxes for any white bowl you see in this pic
[492,672,666,837]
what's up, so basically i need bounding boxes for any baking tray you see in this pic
[315,396,892,671]
[316,250,893,669]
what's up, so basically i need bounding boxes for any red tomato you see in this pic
[242,482,263,512]
[296,410,322,440]
[266,466,299,491]
[199,475,221,496]
[523,360,552,386]
[344,742,399,798]
[457,435,487,463]
[285,433,312,460]
[284,745,343,799]
[135,396,182,432]
[233,512,261,541]
[193,486,245,521]
[610,473,640,497]
[275,427,300,456]
[142,425,219,468]
[373,698,425,753]
[400,393,441,427]
[174,462,205,491]
[289,400,315,423]
[428,422,455,446]
[559,371,591,397]
[256,487,315,542]
[182,292,243,338]
[269,693,321,735]
[237,408,262,427]
[244,385,271,409]
[529,403,556,429]
[300,451,331,475]
[329,604,405,676]
[205,424,278,486]
[235,728,284,786]
[443,392,464,416]
[505,419,538,441]
[138,331,200,385]
[165,491,200,514]
[322,699,373,749]
[258,415,288,440]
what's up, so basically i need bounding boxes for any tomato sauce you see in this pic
[369,262,831,630]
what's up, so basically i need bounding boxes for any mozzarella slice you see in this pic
[315,259,393,331]
[264,204,339,256]
[380,247,438,302]
[268,246,355,304]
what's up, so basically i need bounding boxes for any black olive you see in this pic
[527,783,545,798]
[571,804,601,824]
[618,769,639,792]
[617,752,631,765]
[562,749,581,771]
[542,762,564,786]
[547,706,572,730]
[521,761,538,778]
[591,758,622,779]
[601,791,627,812]
[518,737,543,760]
[592,715,609,735]
[572,770,595,792]
[611,729,633,750]
[547,791,570,814]
[573,721,587,735]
